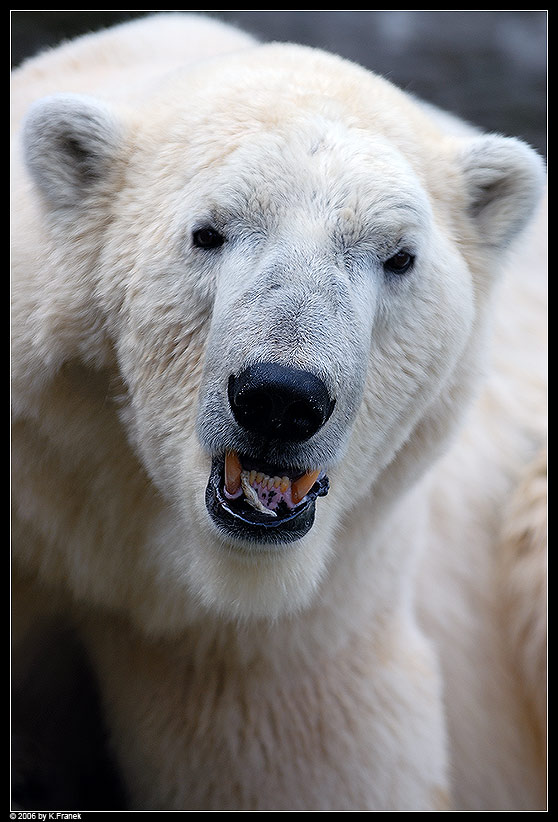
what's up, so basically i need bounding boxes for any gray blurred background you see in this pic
[11,10,546,156]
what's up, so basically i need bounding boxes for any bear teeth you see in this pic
[223,451,321,512]
[290,469,322,505]
[224,450,242,495]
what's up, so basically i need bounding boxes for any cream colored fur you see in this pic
[11,13,546,810]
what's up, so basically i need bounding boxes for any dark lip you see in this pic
[204,455,329,545]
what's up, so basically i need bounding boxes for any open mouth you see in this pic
[205,451,329,544]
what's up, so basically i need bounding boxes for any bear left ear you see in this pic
[459,134,545,251]
[22,93,123,209]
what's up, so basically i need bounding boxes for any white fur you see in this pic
[11,13,546,810]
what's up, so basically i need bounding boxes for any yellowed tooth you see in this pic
[273,476,281,488]
[249,469,257,485]
[256,472,264,485]
[291,469,321,505]
[224,451,242,495]
[280,476,290,493]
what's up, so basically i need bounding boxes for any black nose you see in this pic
[228,362,335,442]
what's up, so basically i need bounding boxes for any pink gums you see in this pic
[254,481,295,511]
[224,479,297,510]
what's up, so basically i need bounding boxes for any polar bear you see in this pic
[11,13,546,811]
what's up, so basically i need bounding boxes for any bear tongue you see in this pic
[224,450,321,506]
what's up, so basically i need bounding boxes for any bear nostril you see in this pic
[228,363,335,442]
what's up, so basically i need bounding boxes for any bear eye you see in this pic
[192,225,225,250]
[383,249,415,275]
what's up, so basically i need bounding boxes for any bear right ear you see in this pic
[458,134,545,252]
[22,93,123,209]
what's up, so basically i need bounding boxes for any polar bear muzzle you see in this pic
[204,362,333,543]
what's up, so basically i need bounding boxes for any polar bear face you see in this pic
[194,124,466,535]
[21,46,544,622]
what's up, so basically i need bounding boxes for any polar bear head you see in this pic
[20,44,544,624]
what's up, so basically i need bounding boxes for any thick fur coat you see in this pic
[11,13,546,810]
